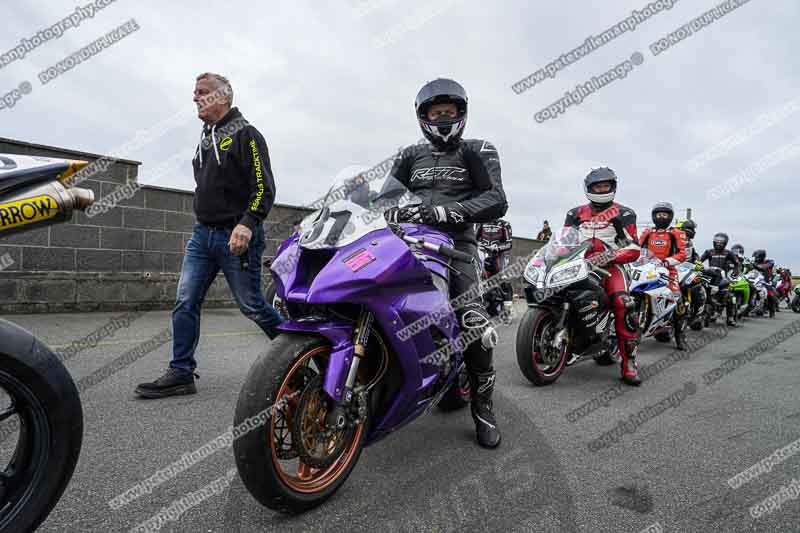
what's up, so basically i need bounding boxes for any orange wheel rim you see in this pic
[269,346,364,494]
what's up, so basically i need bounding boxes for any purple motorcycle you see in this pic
[233,177,475,513]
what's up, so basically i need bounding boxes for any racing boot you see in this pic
[620,340,642,387]
[469,370,501,449]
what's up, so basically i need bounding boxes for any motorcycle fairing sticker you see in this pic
[0,195,58,230]
[343,248,376,272]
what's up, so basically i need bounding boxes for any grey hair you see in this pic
[196,72,233,105]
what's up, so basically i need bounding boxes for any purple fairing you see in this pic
[272,223,463,443]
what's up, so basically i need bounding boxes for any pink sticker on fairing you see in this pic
[344,249,376,272]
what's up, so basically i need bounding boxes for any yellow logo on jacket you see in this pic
[0,195,58,231]
[219,137,233,151]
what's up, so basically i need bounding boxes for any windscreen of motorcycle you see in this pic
[298,175,421,250]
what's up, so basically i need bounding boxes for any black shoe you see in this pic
[135,368,197,398]
[469,371,501,449]
[726,319,738,328]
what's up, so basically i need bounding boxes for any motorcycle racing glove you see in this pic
[385,203,468,225]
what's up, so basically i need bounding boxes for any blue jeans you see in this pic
[170,223,283,374]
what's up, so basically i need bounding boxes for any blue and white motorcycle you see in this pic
[629,250,681,344]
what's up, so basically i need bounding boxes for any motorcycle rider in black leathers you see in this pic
[752,249,779,313]
[477,219,514,323]
[751,249,774,283]
[384,78,507,449]
[700,232,740,327]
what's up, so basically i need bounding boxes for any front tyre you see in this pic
[516,308,567,386]
[792,296,800,313]
[233,334,367,514]
[0,320,83,533]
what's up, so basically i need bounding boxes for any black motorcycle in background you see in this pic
[0,155,94,532]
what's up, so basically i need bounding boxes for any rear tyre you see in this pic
[515,308,567,386]
[234,334,367,514]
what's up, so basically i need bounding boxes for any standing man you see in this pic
[536,220,551,241]
[384,78,507,448]
[136,73,283,398]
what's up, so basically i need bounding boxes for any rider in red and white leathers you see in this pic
[563,167,642,386]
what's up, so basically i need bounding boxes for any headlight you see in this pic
[523,260,543,285]
[548,263,585,285]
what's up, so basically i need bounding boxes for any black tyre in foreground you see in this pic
[0,319,83,533]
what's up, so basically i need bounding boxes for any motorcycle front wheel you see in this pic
[233,334,367,514]
[792,296,800,313]
[0,320,83,533]
[515,308,567,386]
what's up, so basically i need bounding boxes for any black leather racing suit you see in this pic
[387,139,508,374]
[700,248,740,320]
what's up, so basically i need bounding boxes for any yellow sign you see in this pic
[219,137,233,151]
[0,195,58,231]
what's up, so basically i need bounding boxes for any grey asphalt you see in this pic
[8,301,800,532]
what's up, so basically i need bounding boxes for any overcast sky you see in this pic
[2,0,797,268]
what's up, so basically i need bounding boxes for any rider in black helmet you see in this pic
[700,232,740,327]
[384,78,508,449]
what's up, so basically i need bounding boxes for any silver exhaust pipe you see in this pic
[0,180,95,236]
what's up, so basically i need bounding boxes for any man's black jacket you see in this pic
[386,139,507,242]
[192,107,276,230]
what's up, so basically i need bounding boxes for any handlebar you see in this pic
[588,263,611,278]
[402,235,474,263]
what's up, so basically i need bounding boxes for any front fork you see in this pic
[327,308,372,428]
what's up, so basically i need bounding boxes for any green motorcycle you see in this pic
[792,286,800,313]
[729,273,751,323]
